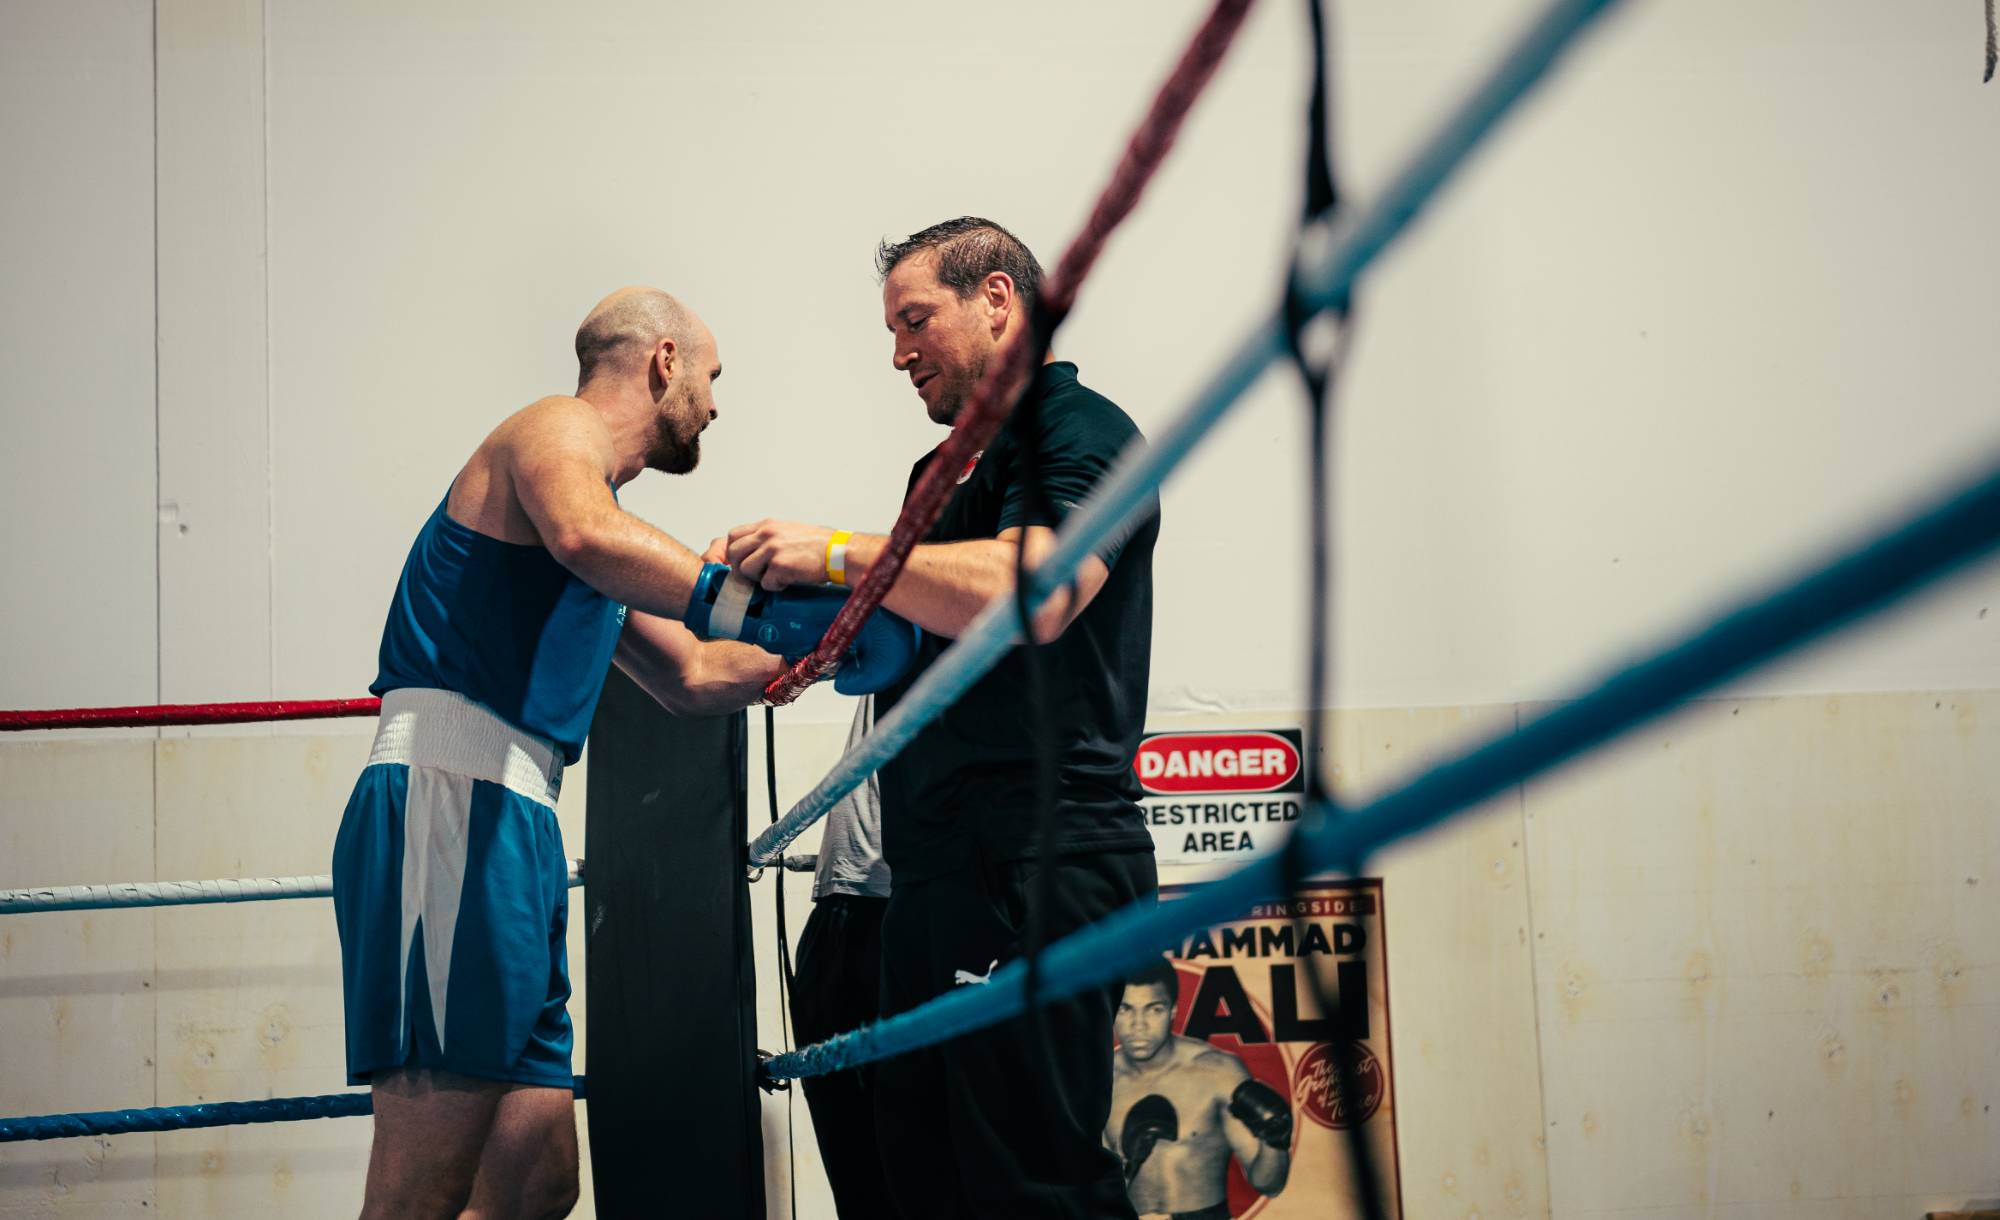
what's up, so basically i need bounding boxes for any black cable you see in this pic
[763,705,797,1220]
[1281,2,1393,1218]
[767,707,797,994]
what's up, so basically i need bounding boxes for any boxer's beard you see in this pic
[649,394,704,474]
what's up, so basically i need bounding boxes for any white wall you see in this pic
[5,0,1996,717]
[5,0,1999,1217]
[1,0,157,711]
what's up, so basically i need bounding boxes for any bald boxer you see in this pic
[1109,959,1292,1220]
[333,287,915,1220]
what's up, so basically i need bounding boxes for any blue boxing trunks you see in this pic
[333,688,573,1088]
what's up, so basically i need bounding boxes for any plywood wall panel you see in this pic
[150,735,367,1218]
[1526,692,2000,1219]
[0,741,160,1217]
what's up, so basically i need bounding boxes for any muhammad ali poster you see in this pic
[1108,879,1402,1219]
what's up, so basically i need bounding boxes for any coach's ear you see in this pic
[983,271,1016,333]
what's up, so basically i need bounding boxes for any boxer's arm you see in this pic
[509,404,705,617]
[614,611,785,716]
[1219,1068,1292,1195]
[1224,1112,1291,1195]
[725,520,1108,642]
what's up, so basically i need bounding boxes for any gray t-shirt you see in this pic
[812,695,891,900]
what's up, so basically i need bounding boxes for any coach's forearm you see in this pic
[843,533,1077,642]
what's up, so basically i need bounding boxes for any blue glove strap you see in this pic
[683,563,734,638]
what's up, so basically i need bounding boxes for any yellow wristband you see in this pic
[826,530,855,586]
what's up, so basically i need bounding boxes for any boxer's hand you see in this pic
[1228,1079,1292,1150]
[1120,1094,1178,1184]
[683,563,918,693]
[725,519,835,591]
[835,603,920,695]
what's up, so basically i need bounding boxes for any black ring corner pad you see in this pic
[585,667,766,1220]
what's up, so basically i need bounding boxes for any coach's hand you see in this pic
[725,519,844,591]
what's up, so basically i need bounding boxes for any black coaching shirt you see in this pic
[876,361,1160,882]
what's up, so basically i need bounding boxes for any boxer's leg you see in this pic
[461,1082,580,1220]
[360,1067,505,1219]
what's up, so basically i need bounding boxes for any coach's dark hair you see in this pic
[1122,956,1181,1007]
[876,216,1045,315]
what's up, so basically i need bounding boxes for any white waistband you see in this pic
[368,689,563,807]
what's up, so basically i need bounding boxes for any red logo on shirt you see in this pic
[957,450,984,485]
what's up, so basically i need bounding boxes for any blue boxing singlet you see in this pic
[371,488,626,764]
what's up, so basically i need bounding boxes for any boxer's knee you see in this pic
[524,1167,580,1220]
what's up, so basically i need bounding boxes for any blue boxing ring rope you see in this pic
[747,0,2000,1081]
[0,1080,590,1144]
[748,0,1635,869]
[762,458,2000,1078]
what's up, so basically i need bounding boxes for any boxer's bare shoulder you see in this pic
[448,397,614,544]
[1188,1041,1248,1077]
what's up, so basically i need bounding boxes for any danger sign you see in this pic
[1137,731,1302,794]
[1135,728,1307,866]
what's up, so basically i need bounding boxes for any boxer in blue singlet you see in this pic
[333,287,919,1220]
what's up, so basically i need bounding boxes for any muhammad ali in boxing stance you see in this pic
[1108,958,1292,1220]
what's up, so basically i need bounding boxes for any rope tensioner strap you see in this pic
[0,697,381,732]
[759,0,1258,706]
[0,860,586,915]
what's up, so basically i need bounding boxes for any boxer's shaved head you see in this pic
[575,286,721,474]
[575,287,707,386]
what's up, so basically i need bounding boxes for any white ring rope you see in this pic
[0,860,586,915]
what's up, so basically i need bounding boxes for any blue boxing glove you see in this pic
[836,604,923,695]
[683,563,920,695]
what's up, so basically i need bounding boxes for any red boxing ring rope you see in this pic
[761,0,1258,705]
[0,698,381,732]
